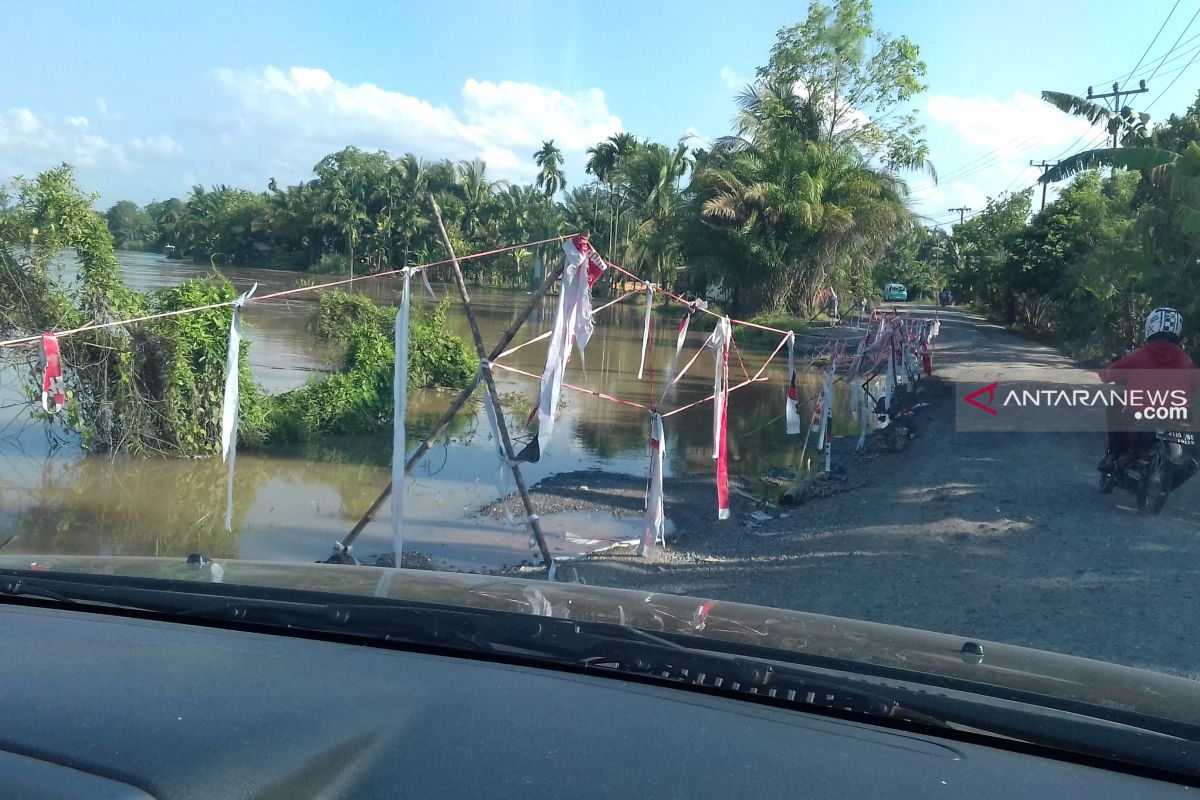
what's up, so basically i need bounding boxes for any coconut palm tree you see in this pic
[533,140,565,198]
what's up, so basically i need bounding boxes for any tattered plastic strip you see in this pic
[785,331,801,435]
[920,321,933,376]
[882,331,897,421]
[536,235,606,450]
[639,411,665,556]
[822,371,834,473]
[706,317,732,520]
[636,282,654,380]
[220,283,258,532]
[390,269,414,566]
[856,383,870,451]
[659,300,708,406]
[38,333,65,413]
[419,267,437,300]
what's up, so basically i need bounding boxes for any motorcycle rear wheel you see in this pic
[1137,453,1171,515]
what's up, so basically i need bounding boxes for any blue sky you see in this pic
[2,0,1198,227]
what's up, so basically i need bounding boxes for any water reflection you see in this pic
[0,251,862,569]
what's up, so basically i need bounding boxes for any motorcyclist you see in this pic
[939,288,951,307]
[1098,307,1200,471]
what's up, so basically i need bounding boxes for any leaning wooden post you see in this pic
[336,252,566,556]
[428,194,555,568]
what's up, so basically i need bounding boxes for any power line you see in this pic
[1096,31,1200,86]
[1148,5,1200,83]
[909,131,1054,195]
[1124,0,1180,86]
[1146,43,1200,110]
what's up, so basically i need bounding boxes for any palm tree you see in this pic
[620,142,692,285]
[731,79,824,148]
[533,140,565,198]
[695,132,911,313]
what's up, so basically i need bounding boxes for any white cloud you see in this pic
[719,66,747,91]
[93,97,121,122]
[128,134,183,159]
[0,108,128,172]
[912,90,1101,224]
[926,91,1094,156]
[209,66,624,185]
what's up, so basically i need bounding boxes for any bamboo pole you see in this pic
[336,250,565,559]
[427,194,554,568]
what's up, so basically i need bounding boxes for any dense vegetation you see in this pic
[102,0,930,318]
[886,92,1200,363]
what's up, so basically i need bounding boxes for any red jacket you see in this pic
[1099,340,1200,413]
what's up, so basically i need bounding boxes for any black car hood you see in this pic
[3,554,1197,727]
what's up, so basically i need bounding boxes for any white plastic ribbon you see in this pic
[664,299,705,390]
[633,283,652,381]
[220,282,257,532]
[536,235,606,450]
[883,329,897,417]
[390,268,414,567]
[636,282,654,380]
[785,331,801,435]
[639,411,665,556]
[419,266,437,300]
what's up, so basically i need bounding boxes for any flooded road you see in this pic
[0,251,867,570]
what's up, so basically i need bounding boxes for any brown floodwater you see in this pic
[0,251,872,570]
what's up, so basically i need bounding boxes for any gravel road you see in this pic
[511,306,1200,676]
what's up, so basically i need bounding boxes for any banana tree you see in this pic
[1042,141,1200,233]
[1041,91,1152,148]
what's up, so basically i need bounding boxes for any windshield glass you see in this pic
[4,0,1200,742]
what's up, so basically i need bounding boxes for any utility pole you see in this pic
[949,206,971,225]
[1030,159,1060,211]
[1086,80,1150,148]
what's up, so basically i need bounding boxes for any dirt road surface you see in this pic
[552,305,1200,676]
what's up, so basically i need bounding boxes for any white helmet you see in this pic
[1145,307,1184,341]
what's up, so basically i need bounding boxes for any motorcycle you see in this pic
[939,290,951,308]
[1100,427,1200,514]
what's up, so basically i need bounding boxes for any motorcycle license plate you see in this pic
[1161,431,1196,445]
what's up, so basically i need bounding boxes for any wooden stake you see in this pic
[427,194,555,568]
[337,229,565,566]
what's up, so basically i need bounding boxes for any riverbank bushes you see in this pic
[268,290,477,440]
[1,166,478,455]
